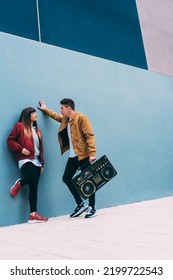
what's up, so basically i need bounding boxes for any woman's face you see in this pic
[30,111,37,122]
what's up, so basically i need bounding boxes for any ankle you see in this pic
[30,212,36,216]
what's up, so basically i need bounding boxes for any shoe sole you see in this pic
[28,220,48,224]
[71,205,89,218]
[85,213,97,219]
[10,178,22,196]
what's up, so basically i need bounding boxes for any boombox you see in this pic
[72,155,117,199]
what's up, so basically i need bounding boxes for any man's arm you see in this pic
[38,100,63,123]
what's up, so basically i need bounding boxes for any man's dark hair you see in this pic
[60,98,75,110]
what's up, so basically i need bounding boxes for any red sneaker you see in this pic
[10,179,22,197]
[28,212,48,224]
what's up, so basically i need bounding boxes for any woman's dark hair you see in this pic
[60,98,75,110]
[19,107,39,137]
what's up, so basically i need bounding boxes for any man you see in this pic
[38,99,97,218]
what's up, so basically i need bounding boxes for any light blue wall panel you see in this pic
[1,32,173,226]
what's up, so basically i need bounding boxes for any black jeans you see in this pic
[20,162,41,213]
[62,157,95,207]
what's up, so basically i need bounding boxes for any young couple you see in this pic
[7,98,97,223]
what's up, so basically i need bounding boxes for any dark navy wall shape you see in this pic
[0,0,148,69]
[38,0,148,69]
[0,0,39,41]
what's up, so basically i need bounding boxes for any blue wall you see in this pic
[1,32,173,226]
[0,0,147,69]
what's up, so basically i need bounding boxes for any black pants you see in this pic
[20,162,41,213]
[62,156,95,207]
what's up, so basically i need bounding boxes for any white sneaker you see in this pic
[85,206,97,218]
[70,202,88,217]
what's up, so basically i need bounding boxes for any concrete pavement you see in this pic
[0,196,173,260]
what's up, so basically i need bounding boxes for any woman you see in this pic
[7,107,48,223]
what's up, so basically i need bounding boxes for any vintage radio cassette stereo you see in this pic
[72,155,117,199]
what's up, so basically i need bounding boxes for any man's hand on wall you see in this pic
[38,100,47,111]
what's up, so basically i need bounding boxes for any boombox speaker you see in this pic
[72,155,117,199]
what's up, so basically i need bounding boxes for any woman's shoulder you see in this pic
[15,122,23,127]
[13,122,24,130]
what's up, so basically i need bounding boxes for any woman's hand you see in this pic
[22,148,30,155]
[40,167,44,173]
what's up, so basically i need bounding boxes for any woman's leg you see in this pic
[21,162,41,213]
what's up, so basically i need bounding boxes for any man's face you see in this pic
[60,105,70,117]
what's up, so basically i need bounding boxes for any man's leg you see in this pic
[62,157,88,217]
[62,157,82,205]
[79,157,97,218]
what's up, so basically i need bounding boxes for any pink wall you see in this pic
[136,0,173,76]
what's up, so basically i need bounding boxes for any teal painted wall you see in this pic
[1,32,173,226]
